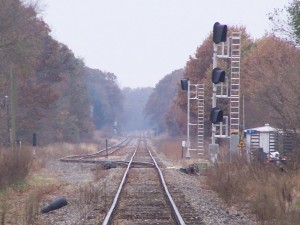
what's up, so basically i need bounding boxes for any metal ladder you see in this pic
[197,84,205,154]
[230,32,241,133]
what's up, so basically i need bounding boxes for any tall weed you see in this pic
[0,147,32,189]
[207,154,300,224]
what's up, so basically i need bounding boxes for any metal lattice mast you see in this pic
[183,82,205,158]
[197,84,205,154]
[230,32,241,133]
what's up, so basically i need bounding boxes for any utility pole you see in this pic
[4,95,9,146]
[180,79,191,158]
[9,66,16,148]
[211,43,218,146]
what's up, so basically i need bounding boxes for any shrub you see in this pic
[206,154,300,224]
[0,147,32,189]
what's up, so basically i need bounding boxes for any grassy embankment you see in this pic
[156,136,300,225]
[0,142,100,225]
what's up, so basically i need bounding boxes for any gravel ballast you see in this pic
[32,142,258,225]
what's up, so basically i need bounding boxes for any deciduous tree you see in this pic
[144,69,183,134]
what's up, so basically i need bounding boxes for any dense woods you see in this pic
[85,68,123,130]
[144,69,183,135]
[142,1,300,149]
[155,30,300,152]
[0,0,123,145]
[1,0,300,152]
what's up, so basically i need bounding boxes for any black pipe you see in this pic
[41,196,68,213]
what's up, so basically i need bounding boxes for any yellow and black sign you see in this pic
[237,139,245,147]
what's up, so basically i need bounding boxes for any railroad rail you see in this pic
[58,135,204,224]
[101,136,186,225]
[60,137,131,164]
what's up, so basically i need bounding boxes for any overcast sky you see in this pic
[39,0,291,88]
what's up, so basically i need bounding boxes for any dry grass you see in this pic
[93,164,107,181]
[34,142,97,160]
[153,135,210,173]
[154,135,185,164]
[206,154,300,225]
[158,138,183,161]
[30,142,98,173]
[79,182,103,205]
[0,142,98,225]
[23,186,49,225]
[0,147,32,189]
[0,180,60,225]
[154,136,300,224]
[73,180,108,220]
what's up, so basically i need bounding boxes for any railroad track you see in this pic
[102,136,185,225]
[58,134,204,224]
[59,137,132,164]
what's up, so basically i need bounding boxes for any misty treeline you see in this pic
[147,34,300,138]
[0,0,128,145]
[144,1,300,154]
[122,87,152,132]
[144,69,184,136]
[2,0,300,150]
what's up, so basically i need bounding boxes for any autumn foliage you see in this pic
[148,26,300,154]
[0,1,123,145]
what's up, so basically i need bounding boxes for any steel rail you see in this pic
[60,137,131,162]
[101,140,139,225]
[101,138,186,225]
[59,158,154,168]
[80,137,131,159]
[146,142,186,225]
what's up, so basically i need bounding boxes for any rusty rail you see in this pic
[101,137,186,225]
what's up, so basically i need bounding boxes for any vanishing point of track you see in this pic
[102,136,185,225]
[59,135,204,224]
